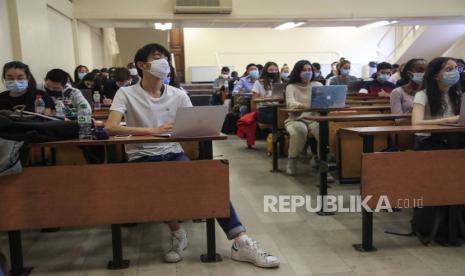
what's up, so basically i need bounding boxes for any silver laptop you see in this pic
[440,93,465,127]
[157,105,228,137]
[310,85,348,109]
[271,83,286,99]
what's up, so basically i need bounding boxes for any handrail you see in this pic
[385,26,419,61]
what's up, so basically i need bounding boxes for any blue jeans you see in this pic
[131,152,246,240]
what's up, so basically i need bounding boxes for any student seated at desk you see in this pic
[211,66,230,105]
[73,65,89,86]
[251,61,281,100]
[312,62,326,85]
[0,61,54,114]
[43,69,92,113]
[412,57,463,149]
[232,63,259,116]
[105,43,279,268]
[284,60,334,182]
[359,62,396,97]
[76,72,101,93]
[390,58,426,114]
[280,64,290,82]
[329,58,359,85]
[101,67,131,105]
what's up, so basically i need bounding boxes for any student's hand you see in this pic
[102,98,112,106]
[147,123,174,135]
[297,103,308,109]
[445,115,460,123]
[378,91,390,97]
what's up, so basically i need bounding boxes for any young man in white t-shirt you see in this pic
[105,43,279,268]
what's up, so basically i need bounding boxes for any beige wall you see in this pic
[115,28,169,66]
[73,0,465,20]
[77,21,105,70]
[184,27,393,83]
[0,0,13,90]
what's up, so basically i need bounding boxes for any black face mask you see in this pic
[268,72,279,80]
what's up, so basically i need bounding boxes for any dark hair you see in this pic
[221,66,230,73]
[258,62,280,90]
[126,62,136,69]
[312,62,321,71]
[243,63,257,77]
[73,65,89,83]
[91,69,100,74]
[231,71,238,78]
[288,60,313,85]
[134,43,180,88]
[113,67,130,82]
[424,57,462,116]
[2,61,37,94]
[377,62,392,71]
[392,63,400,69]
[100,68,109,73]
[82,72,96,82]
[400,58,426,83]
[337,59,351,74]
[256,64,264,73]
[45,69,70,86]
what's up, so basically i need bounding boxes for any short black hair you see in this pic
[392,63,400,69]
[221,66,230,73]
[377,62,392,71]
[134,43,179,88]
[312,62,321,70]
[113,67,130,82]
[45,69,70,86]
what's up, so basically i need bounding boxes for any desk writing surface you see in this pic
[38,134,228,147]
[303,113,410,122]
[280,105,391,113]
[340,125,465,136]
[252,98,284,103]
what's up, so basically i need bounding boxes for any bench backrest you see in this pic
[361,150,465,209]
[0,160,229,230]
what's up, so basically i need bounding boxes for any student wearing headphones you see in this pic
[105,43,279,268]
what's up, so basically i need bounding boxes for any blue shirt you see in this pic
[232,76,255,96]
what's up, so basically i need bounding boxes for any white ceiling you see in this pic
[82,16,465,29]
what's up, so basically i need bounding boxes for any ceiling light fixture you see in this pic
[274,22,305,31]
[358,20,398,30]
[154,22,173,31]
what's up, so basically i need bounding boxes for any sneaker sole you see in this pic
[231,255,280,268]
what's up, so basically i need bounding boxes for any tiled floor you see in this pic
[1,136,465,275]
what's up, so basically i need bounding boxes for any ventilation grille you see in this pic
[174,0,232,14]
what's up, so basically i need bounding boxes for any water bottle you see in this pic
[55,100,65,118]
[34,95,45,114]
[77,103,92,140]
[93,91,101,110]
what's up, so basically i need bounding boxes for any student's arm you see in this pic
[390,90,403,114]
[359,81,369,94]
[232,78,243,95]
[71,89,92,113]
[411,103,459,125]
[105,111,173,136]
[285,85,306,109]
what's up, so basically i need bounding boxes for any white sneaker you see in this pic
[231,238,280,268]
[310,156,319,168]
[286,158,297,176]
[164,229,188,263]
[327,172,335,183]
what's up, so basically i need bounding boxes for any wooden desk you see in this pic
[340,125,465,253]
[6,134,228,275]
[346,99,390,105]
[281,105,391,113]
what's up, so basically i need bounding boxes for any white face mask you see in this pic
[129,68,138,76]
[147,58,170,80]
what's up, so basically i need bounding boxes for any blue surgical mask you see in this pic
[314,72,321,78]
[340,69,350,76]
[411,72,424,85]
[5,80,28,93]
[249,69,259,79]
[302,71,313,81]
[78,72,87,80]
[378,73,390,82]
[281,72,290,79]
[441,70,460,87]
[163,78,170,85]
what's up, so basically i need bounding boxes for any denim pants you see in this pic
[132,152,246,240]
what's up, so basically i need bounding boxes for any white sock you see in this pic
[234,234,249,247]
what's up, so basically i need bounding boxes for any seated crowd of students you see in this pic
[1,42,464,268]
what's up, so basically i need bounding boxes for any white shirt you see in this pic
[413,90,455,120]
[252,80,270,97]
[110,83,192,161]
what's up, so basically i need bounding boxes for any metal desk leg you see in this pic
[353,135,377,252]
[200,219,222,262]
[107,224,130,269]
[199,141,213,160]
[271,105,280,173]
[447,206,460,246]
[8,231,33,276]
[317,118,334,216]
